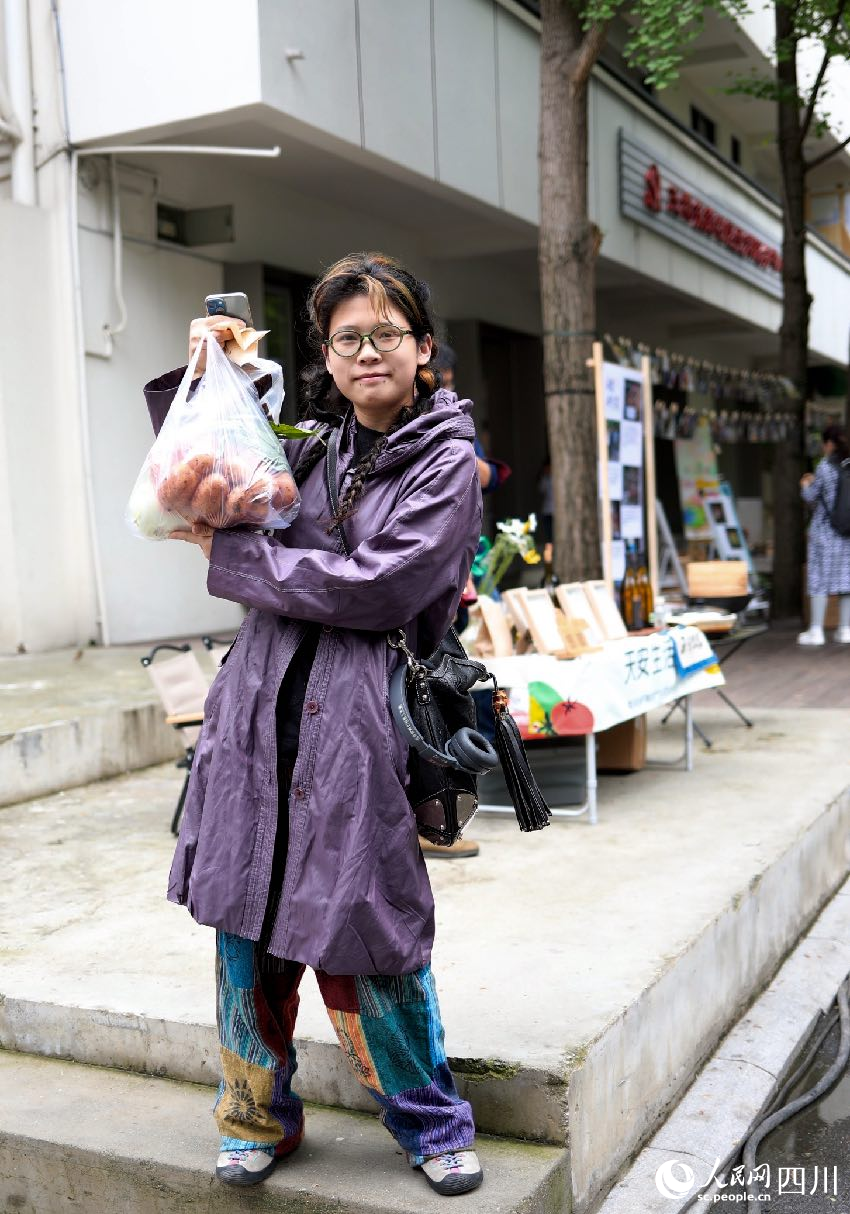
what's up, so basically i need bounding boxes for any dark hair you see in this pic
[432,343,456,373]
[295,252,440,531]
[823,424,850,462]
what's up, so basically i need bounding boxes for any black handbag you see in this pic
[324,421,551,846]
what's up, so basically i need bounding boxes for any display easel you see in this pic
[641,354,659,603]
[587,343,658,601]
[656,498,688,597]
[590,342,614,595]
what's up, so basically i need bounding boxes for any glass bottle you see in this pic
[636,551,654,627]
[621,545,643,631]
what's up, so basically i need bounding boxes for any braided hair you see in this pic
[295,253,441,533]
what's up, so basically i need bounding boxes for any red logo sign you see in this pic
[643,164,662,213]
[642,164,782,273]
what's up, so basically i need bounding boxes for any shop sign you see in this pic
[619,131,783,299]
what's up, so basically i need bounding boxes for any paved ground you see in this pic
[3,621,850,1211]
[692,622,850,710]
[0,641,216,734]
[751,1013,850,1213]
[3,704,846,1069]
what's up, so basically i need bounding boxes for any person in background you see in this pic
[799,423,850,646]
[433,345,505,492]
[428,345,510,860]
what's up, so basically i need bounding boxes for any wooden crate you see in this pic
[686,561,748,599]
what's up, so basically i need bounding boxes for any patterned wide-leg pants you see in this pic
[214,931,476,1166]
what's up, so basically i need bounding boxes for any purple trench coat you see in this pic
[144,377,482,975]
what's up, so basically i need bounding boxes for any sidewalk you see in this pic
[2,625,850,1211]
[0,641,201,806]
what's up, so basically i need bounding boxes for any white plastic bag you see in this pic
[126,333,300,540]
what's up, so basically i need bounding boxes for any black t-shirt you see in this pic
[275,419,383,758]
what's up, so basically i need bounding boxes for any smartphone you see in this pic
[205,292,253,327]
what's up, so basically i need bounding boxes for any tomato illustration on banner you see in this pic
[528,682,595,737]
[551,699,595,736]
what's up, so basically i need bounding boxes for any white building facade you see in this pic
[1,0,849,652]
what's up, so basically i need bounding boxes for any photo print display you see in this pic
[623,466,641,506]
[624,378,642,421]
[596,350,656,596]
[702,484,755,569]
[611,500,622,539]
[607,420,621,462]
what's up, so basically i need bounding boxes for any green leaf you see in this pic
[270,422,325,444]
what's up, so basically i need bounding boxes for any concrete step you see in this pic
[3,707,850,1212]
[0,644,204,806]
[0,1052,569,1214]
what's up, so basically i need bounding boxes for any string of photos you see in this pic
[653,400,800,444]
[603,332,799,406]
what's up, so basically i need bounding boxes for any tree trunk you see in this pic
[538,0,601,582]
[773,0,810,619]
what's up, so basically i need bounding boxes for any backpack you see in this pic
[828,459,850,537]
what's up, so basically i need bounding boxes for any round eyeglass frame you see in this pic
[326,324,415,358]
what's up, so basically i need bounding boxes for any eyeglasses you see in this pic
[326,324,414,358]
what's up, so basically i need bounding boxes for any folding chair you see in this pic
[663,561,768,743]
[201,633,236,669]
[140,642,211,835]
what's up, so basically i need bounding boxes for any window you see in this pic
[690,105,716,147]
[156,203,234,247]
[730,136,742,166]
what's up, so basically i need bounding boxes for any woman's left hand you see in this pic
[169,522,214,559]
[800,472,815,488]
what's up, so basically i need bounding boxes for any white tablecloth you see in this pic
[474,628,725,737]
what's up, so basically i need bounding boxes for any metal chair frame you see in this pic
[140,641,218,835]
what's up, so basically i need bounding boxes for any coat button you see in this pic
[294,785,305,797]
[305,700,320,714]
[322,624,333,633]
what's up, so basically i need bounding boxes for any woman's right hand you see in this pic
[188,315,245,377]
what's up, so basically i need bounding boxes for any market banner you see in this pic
[476,628,724,739]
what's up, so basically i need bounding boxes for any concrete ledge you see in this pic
[0,997,565,1145]
[3,709,850,1213]
[5,785,847,1195]
[597,885,850,1213]
[0,1053,570,1214]
[0,706,181,807]
[568,784,850,1209]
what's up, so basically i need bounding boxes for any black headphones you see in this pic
[388,664,499,775]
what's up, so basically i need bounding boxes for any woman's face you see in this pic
[323,295,432,431]
[824,439,836,457]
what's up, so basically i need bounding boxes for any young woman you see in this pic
[799,424,850,646]
[142,254,484,1196]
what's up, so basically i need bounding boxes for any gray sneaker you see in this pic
[420,1149,484,1195]
[215,1146,277,1186]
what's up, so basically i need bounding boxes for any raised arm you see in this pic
[801,461,830,506]
[207,439,482,647]
[142,316,270,437]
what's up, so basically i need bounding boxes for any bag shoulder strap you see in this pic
[325,419,352,557]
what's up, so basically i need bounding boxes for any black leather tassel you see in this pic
[492,686,551,832]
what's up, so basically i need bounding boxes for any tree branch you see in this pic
[799,0,847,144]
[573,21,611,90]
[805,130,850,173]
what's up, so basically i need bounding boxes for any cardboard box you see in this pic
[596,715,647,773]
